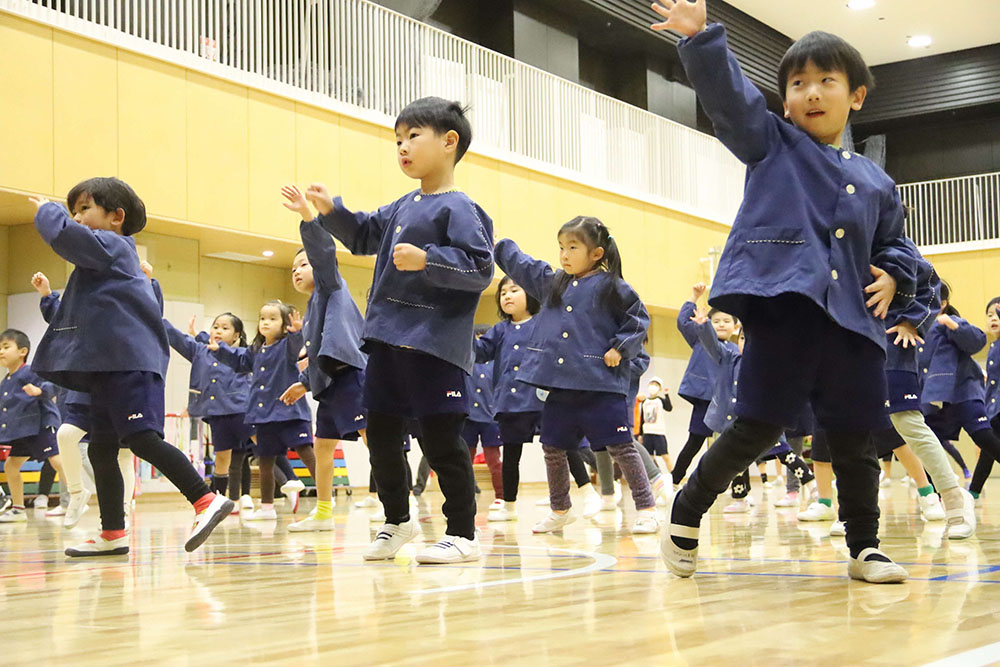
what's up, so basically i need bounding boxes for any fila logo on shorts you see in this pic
[299,432,310,438]
[904,394,918,400]
[617,426,629,433]
[446,390,463,398]
[354,414,364,421]
[128,413,144,421]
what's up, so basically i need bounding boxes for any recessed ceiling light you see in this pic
[262,250,274,257]
[846,0,875,10]
[907,35,932,48]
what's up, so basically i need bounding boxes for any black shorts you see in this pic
[495,411,541,444]
[642,433,668,456]
[4,428,59,461]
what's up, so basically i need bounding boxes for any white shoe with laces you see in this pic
[489,498,504,511]
[33,495,48,510]
[533,508,577,533]
[918,493,946,521]
[363,519,417,560]
[64,489,92,529]
[415,533,481,564]
[632,509,660,534]
[847,547,907,583]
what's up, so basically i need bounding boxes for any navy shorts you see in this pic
[642,433,668,456]
[204,413,251,452]
[254,419,313,457]
[759,439,792,461]
[811,431,831,463]
[495,411,541,444]
[686,398,714,437]
[925,400,992,436]
[363,343,468,418]
[886,371,922,414]
[540,389,633,451]
[62,403,91,431]
[86,371,165,441]
[873,426,905,458]
[736,295,887,432]
[4,428,59,460]
[462,419,502,449]
[315,368,367,440]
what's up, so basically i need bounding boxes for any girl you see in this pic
[672,283,739,488]
[959,296,1000,501]
[920,283,1000,508]
[164,312,252,515]
[210,301,317,521]
[464,326,504,510]
[494,216,658,535]
[474,276,547,522]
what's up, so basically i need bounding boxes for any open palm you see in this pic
[650,0,707,38]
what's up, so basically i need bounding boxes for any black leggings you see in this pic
[502,442,524,501]
[672,433,708,485]
[566,449,592,488]
[968,420,1000,494]
[38,459,57,497]
[90,430,210,531]
[940,438,969,472]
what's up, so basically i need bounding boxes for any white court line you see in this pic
[920,642,1000,667]
[410,545,618,595]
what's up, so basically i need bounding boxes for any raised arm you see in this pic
[33,201,114,271]
[211,342,254,374]
[300,219,344,293]
[695,317,727,365]
[946,319,987,356]
[314,192,393,257]
[494,239,555,303]
[163,319,201,362]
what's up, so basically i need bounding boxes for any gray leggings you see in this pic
[544,443,654,511]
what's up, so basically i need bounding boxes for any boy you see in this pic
[650,0,918,583]
[305,96,494,563]
[640,377,673,473]
[29,177,232,556]
[0,329,66,523]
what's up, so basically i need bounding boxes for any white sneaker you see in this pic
[243,507,278,521]
[46,504,67,517]
[33,495,48,510]
[64,489,92,529]
[186,495,235,552]
[632,509,660,534]
[280,478,306,496]
[288,515,334,532]
[532,508,577,533]
[415,533,481,564]
[660,491,699,577]
[945,488,976,540]
[363,519,417,560]
[369,507,386,523]
[489,498,504,511]
[724,499,751,513]
[600,496,618,512]
[829,520,846,536]
[879,471,891,488]
[847,547,907,583]
[65,534,129,557]
[0,509,27,523]
[919,493,946,521]
[581,485,602,518]
[239,494,254,510]
[535,497,551,506]
[773,491,800,508]
[354,496,378,509]
[284,491,300,514]
[488,506,514,522]
[0,494,12,515]
[797,501,836,522]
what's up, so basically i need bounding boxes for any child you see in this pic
[650,0,920,582]
[969,297,1000,494]
[464,326,504,509]
[475,276,545,522]
[279,185,369,532]
[0,329,66,523]
[163,312,252,514]
[209,301,317,521]
[306,96,494,563]
[30,178,232,556]
[640,377,673,473]
[494,217,658,535]
[920,284,1000,505]
[672,283,738,488]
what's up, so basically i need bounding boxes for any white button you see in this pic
[210,396,215,400]
[260,385,265,390]
[515,325,521,330]
[831,270,839,280]
[562,332,569,339]
[734,380,737,385]
[511,388,517,393]
[212,363,218,367]
[513,345,519,350]
[1,408,5,412]
[731,398,737,403]
[923,369,928,374]
[566,306,573,312]
[305,341,311,347]
[991,380,996,385]
[395,225,402,233]
[476,389,482,393]
[835,228,845,239]
[514,366,519,371]
[212,379,217,383]
[558,358,564,364]
[572,281,578,287]
[846,184,856,195]
[474,402,479,407]
[727,416,732,421]
[479,373,485,378]
[842,151,851,159]
[260,367,266,371]
[1,424,5,428]
[414,195,421,202]
[258,403,264,407]
[918,347,923,352]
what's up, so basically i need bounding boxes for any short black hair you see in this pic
[0,329,31,357]
[67,177,147,236]
[495,274,541,321]
[707,308,740,324]
[939,279,961,317]
[986,296,1000,314]
[777,31,874,100]
[395,97,472,164]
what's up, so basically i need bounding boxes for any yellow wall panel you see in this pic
[248,92,297,238]
[118,52,187,220]
[337,117,389,211]
[461,154,501,220]
[135,231,200,302]
[52,32,117,195]
[0,225,8,296]
[928,248,1000,329]
[294,104,341,197]
[0,15,53,195]
[186,72,248,230]
[7,224,68,293]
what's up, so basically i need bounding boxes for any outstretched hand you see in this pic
[887,321,924,348]
[690,306,709,325]
[281,185,314,220]
[187,314,198,337]
[28,195,50,211]
[304,183,334,216]
[287,309,304,333]
[650,0,707,38]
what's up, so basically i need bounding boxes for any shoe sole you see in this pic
[288,522,334,532]
[415,552,481,564]
[185,499,235,552]
[66,546,129,557]
[848,565,908,584]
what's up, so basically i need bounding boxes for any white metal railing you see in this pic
[898,171,1000,253]
[1,0,747,226]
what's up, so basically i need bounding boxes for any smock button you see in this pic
[476,388,482,393]
[260,385,265,390]
[558,358,564,364]
[846,184,856,195]
[513,345,519,350]
[835,228,845,239]
[212,378,217,383]
[258,403,264,407]
[831,270,839,280]
[515,325,520,330]
[923,369,928,374]
[480,373,485,378]
[305,341,311,347]
[511,388,517,393]
[731,398,737,403]
[919,347,923,352]
[842,151,851,159]
[212,363,218,367]
[562,332,569,339]
[727,416,733,421]
[395,225,402,233]
[260,366,266,371]
[474,402,479,407]
[514,366,519,371]
[572,281,578,287]
[413,195,421,202]
[566,306,573,312]
[210,396,215,400]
